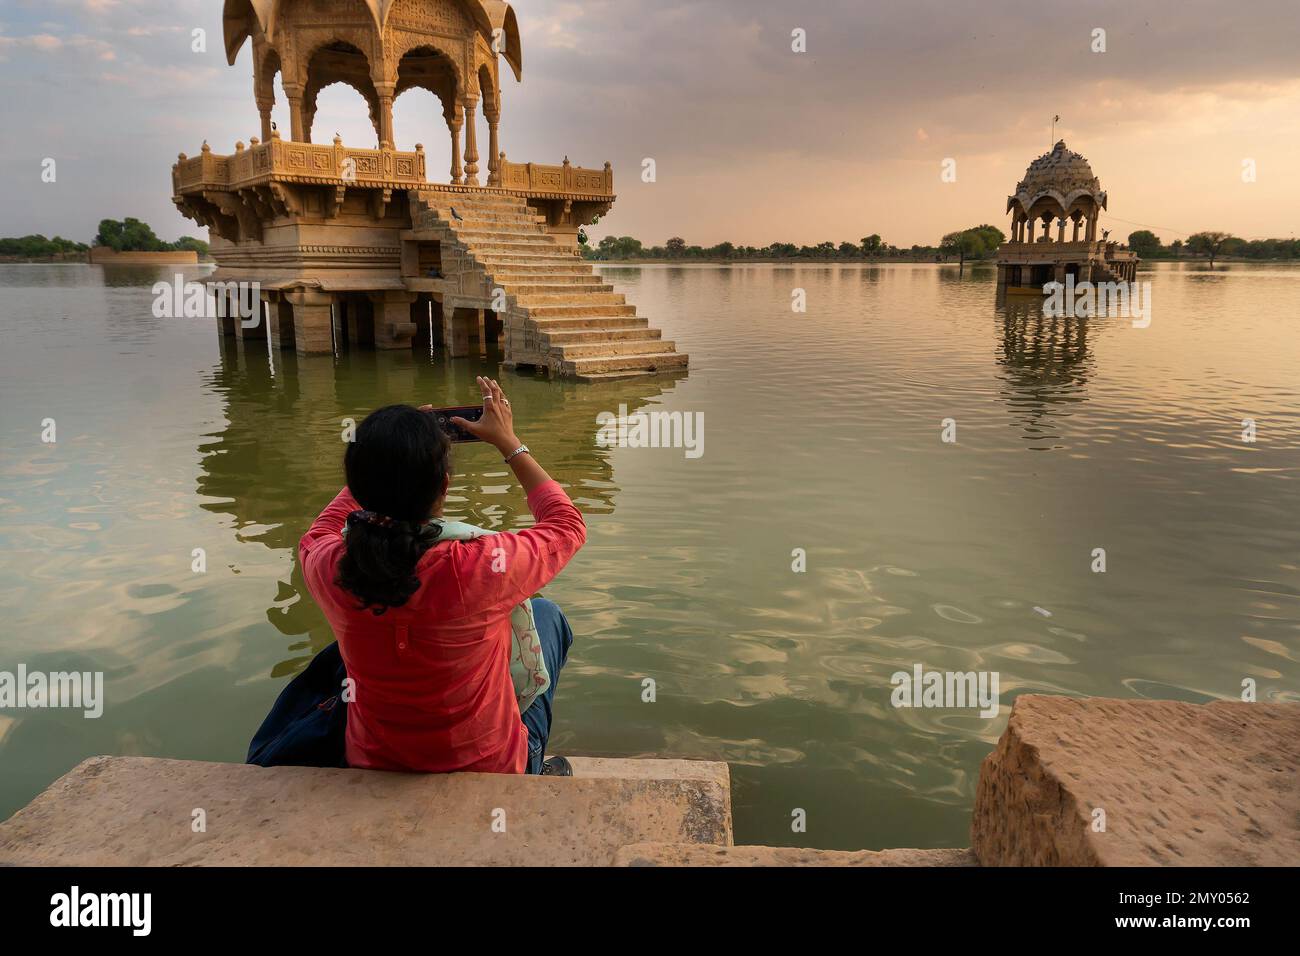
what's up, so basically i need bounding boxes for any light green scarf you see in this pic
[433,520,550,715]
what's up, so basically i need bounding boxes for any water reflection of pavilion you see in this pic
[995,294,1094,449]
[197,338,685,672]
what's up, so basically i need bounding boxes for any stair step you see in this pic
[477,248,586,262]
[466,240,567,254]
[417,192,529,211]
[526,303,637,318]
[573,369,674,381]
[531,315,650,330]
[501,281,614,295]
[561,352,690,375]
[552,339,677,358]
[479,260,592,274]
[541,327,662,344]
[454,227,549,240]
[515,292,627,307]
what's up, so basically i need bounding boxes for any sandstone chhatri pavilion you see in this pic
[172,0,687,380]
[995,140,1138,294]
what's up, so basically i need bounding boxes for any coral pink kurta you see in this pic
[299,480,585,773]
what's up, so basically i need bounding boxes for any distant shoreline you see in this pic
[0,253,89,264]
[0,253,213,264]
[591,257,959,266]
[588,256,1296,267]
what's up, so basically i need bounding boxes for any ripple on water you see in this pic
[931,603,983,624]
[987,642,1076,665]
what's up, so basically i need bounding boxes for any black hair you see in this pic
[336,404,452,614]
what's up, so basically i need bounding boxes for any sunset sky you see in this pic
[2,0,1297,248]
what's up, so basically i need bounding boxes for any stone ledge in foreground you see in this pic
[972,695,1300,866]
[614,844,978,866]
[0,755,732,866]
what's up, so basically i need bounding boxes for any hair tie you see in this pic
[343,509,436,538]
[348,509,396,529]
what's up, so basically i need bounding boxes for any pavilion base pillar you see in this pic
[233,300,267,343]
[485,310,503,346]
[285,291,335,356]
[342,297,374,349]
[266,294,295,351]
[371,291,419,349]
[429,298,445,348]
[443,305,479,358]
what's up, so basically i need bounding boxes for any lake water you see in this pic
[1,261,1297,849]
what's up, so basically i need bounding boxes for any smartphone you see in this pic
[430,405,484,443]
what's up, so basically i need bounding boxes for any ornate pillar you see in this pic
[485,108,501,186]
[1057,217,1066,242]
[448,104,464,184]
[375,82,395,148]
[1072,216,1081,241]
[252,59,274,143]
[463,94,480,187]
[1026,217,1035,243]
[284,82,305,142]
[257,97,274,142]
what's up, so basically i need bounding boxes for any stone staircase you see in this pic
[410,190,687,381]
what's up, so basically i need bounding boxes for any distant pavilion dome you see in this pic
[1006,140,1107,220]
[1004,140,1109,245]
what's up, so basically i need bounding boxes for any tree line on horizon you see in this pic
[582,225,1007,263]
[0,218,209,260]
[1125,230,1300,267]
[583,225,1300,266]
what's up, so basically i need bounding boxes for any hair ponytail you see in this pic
[336,405,452,614]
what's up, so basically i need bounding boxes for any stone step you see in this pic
[503,281,614,295]
[526,303,638,318]
[0,755,733,866]
[613,844,979,867]
[490,269,605,282]
[465,239,569,255]
[436,214,543,230]
[531,315,650,331]
[571,369,672,382]
[476,248,588,263]
[479,255,590,270]
[514,292,627,307]
[416,191,530,212]
[541,327,661,345]
[552,338,679,359]
[560,351,689,376]
[453,225,550,239]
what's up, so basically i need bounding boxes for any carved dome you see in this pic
[221,0,520,79]
[1006,140,1107,217]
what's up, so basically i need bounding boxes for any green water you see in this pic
[1,261,1297,849]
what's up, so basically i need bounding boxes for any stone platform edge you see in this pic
[2,695,1296,866]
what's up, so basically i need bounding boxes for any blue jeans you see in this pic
[521,597,574,774]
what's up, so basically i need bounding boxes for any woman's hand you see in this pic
[449,376,521,454]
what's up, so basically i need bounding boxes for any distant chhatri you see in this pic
[996,140,1138,293]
